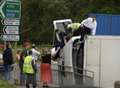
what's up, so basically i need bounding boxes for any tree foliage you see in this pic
[21,0,120,44]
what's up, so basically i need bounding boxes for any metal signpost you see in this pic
[0,0,21,41]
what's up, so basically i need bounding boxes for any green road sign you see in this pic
[0,0,21,19]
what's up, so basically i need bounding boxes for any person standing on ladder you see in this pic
[76,16,97,74]
[66,16,97,74]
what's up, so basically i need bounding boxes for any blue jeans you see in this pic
[20,71,25,84]
[4,65,11,80]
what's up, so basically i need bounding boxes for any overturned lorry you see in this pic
[52,17,120,88]
[62,35,120,88]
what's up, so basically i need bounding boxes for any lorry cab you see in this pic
[52,14,120,87]
[52,19,95,87]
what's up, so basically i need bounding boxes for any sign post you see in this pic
[0,0,21,41]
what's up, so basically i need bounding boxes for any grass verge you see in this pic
[0,80,16,88]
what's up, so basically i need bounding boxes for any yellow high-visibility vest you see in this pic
[23,56,34,74]
[67,23,81,30]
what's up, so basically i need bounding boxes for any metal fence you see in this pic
[0,63,95,88]
[51,64,94,87]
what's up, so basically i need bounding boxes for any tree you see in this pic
[21,0,120,44]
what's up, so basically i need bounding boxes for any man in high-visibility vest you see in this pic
[66,23,83,41]
[23,51,37,88]
[67,23,81,31]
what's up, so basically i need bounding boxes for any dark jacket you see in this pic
[19,48,29,71]
[31,60,37,73]
[3,48,13,65]
[54,32,66,49]
[42,54,51,64]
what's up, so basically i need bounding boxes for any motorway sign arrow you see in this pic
[0,0,21,19]
[0,0,6,18]
[2,34,20,41]
[1,19,20,25]
[3,26,19,34]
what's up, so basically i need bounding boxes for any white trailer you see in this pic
[61,35,120,88]
[84,36,120,88]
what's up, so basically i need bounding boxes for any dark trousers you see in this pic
[19,62,25,85]
[25,74,36,88]
[20,71,25,84]
[73,26,91,40]
[76,26,91,74]
[80,26,91,41]
[76,43,84,74]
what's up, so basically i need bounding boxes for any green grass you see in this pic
[0,80,16,88]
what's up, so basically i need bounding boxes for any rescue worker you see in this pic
[67,23,86,74]
[76,16,97,74]
[54,29,67,50]
[23,51,37,88]
[66,23,82,40]
[80,16,97,36]
[67,16,97,74]
[67,23,81,33]
[53,29,67,59]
